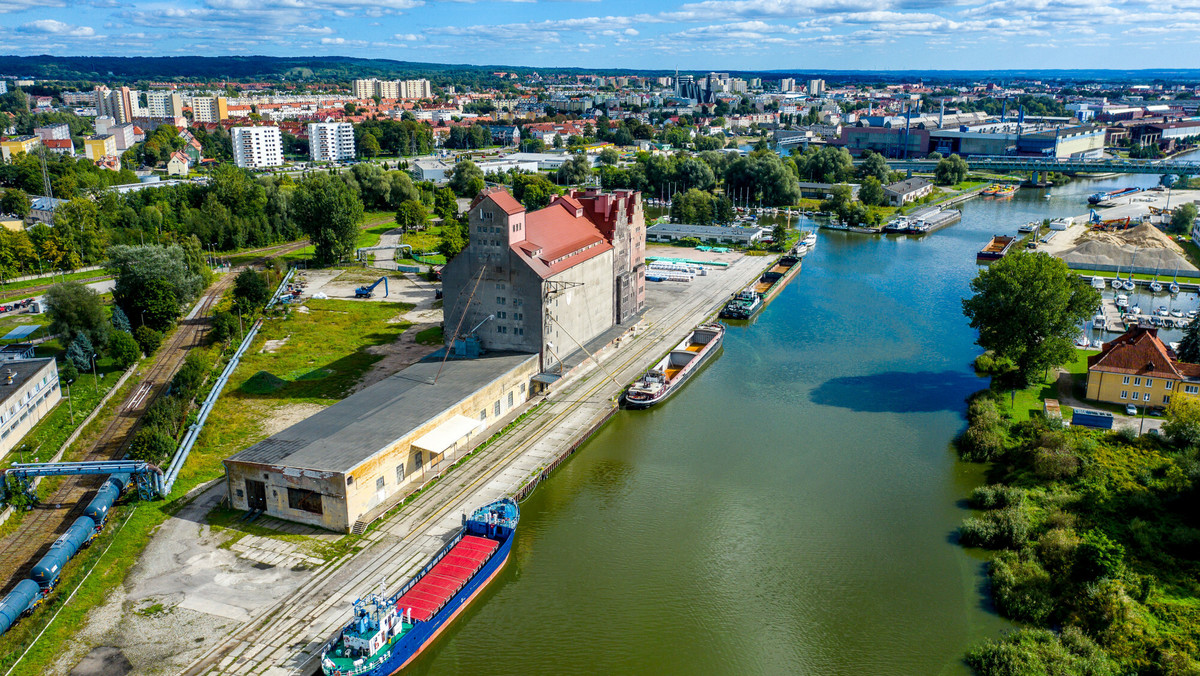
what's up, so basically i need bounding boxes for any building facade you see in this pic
[0,136,40,161]
[95,86,134,124]
[0,358,61,461]
[883,177,934,206]
[83,134,117,161]
[1086,325,1200,408]
[308,121,356,162]
[32,123,70,141]
[224,353,537,531]
[231,126,284,169]
[145,91,184,119]
[441,187,645,370]
[192,95,229,122]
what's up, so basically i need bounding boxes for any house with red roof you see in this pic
[441,187,646,372]
[1086,325,1200,407]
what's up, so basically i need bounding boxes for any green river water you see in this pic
[408,169,1186,675]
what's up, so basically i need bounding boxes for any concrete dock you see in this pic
[178,250,775,676]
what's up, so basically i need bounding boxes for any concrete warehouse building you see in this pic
[0,358,61,461]
[441,187,646,371]
[224,353,538,532]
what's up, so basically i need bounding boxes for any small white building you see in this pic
[308,121,356,163]
[231,126,284,169]
[167,150,191,176]
[883,177,934,206]
[0,358,61,461]
[413,158,454,182]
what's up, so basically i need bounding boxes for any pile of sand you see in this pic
[1060,223,1198,272]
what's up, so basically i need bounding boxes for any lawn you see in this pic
[1072,268,1200,283]
[996,349,1098,422]
[0,269,110,300]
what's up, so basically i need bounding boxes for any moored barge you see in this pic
[719,254,802,320]
[624,323,724,409]
[977,235,1016,261]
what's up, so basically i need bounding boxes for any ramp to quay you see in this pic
[177,252,777,676]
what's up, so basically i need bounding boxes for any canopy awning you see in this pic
[411,414,482,457]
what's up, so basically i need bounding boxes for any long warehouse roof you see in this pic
[227,352,536,473]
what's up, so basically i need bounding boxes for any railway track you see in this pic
[179,255,770,675]
[0,275,232,595]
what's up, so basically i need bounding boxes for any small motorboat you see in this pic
[1115,294,1129,308]
[1093,314,1105,329]
[1157,306,1170,317]
[1131,305,1142,315]
[1150,281,1163,293]
[1172,309,1184,318]
[1043,194,1052,200]
[1187,310,1197,319]
[1091,277,1106,289]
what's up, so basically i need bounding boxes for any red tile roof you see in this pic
[515,201,611,278]
[473,186,525,215]
[1088,325,1188,379]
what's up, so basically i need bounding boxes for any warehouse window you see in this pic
[508,392,514,407]
[415,451,423,470]
[287,488,323,515]
[396,464,405,483]
[376,476,385,491]
[494,401,501,416]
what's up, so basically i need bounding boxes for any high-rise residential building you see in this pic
[95,86,135,124]
[400,79,432,100]
[109,123,136,151]
[231,126,283,169]
[308,122,356,162]
[145,91,183,118]
[192,95,229,122]
[808,79,826,96]
[352,78,431,100]
[0,81,8,95]
[94,116,115,136]
[780,78,796,93]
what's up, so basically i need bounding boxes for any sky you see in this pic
[1,0,1198,71]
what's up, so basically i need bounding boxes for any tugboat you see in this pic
[624,324,724,409]
[319,499,519,676]
[719,289,762,320]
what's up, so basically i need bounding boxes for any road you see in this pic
[177,252,772,675]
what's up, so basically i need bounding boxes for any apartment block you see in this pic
[308,122,356,162]
[192,95,229,122]
[33,123,70,141]
[83,134,117,161]
[231,126,284,169]
[145,91,184,118]
[95,85,135,123]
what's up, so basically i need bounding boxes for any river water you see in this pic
[408,161,1196,675]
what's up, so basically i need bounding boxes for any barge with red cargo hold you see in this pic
[320,498,518,676]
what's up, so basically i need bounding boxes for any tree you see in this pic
[598,147,620,166]
[107,330,140,369]
[556,154,592,185]
[128,425,175,463]
[110,304,131,334]
[859,176,886,207]
[433,187,457,221]
[448,161,484,197]
[962,252,1101,386]
[1,188,31,219]
[438,220,466,260]
[292,174,364,266]
[108,244,202,330]
[1169,202,1198,235]
[65,334,94,373]
[211,311,238,344]
[935,154,969,186]
[858,151,891,183]
[46,281,109,346]
[233,268,269,311]
[1163,393,1200,447]
[771,222,789,250]
[670,189,715,225]
[395,200,429,233]
[359,131,381,159]
[59,359,79,384]
[1179,316,1200,363]
[134,325,162,355]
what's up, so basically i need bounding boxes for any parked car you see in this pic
[1126,404,1138,415]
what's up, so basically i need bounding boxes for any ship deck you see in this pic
[395,535,499,622]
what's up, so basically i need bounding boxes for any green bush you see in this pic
[170,352,206,400]
[127,425,176,464]
[960,507,1030,549]
[970,485,1025,510]
[210,311,239,344]
[960,424,1005,462]
[990,552,1056,624]
[1036,528,1081,578]
[1075,530,1125,581]
[134,325,163,356]
[106,330,141,369]
[965,627,1118,676]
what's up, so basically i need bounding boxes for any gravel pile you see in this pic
[1060,224,1198,272]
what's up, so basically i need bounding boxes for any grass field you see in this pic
[995,349,1098,422]
[0,269,109,298]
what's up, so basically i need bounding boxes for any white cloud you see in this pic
[18,19,96,36]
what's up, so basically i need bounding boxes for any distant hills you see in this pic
[0,55,1198,84]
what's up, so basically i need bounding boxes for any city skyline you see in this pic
[1,0,1198,71]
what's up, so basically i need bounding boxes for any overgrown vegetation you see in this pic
[959,394,1200,674]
